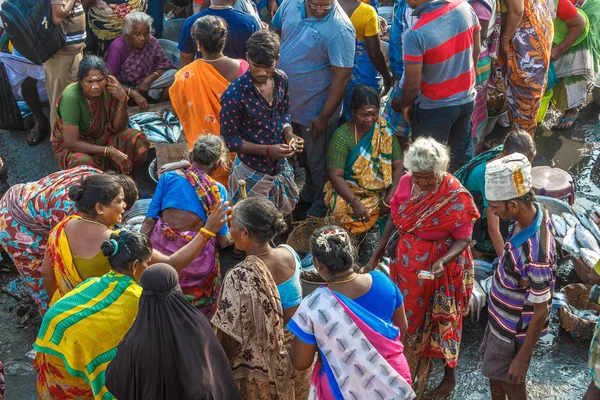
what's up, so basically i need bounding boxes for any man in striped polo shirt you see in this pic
[401,0,480,171]
[481,153,556,399]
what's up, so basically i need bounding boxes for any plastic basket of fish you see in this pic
[539,196,600,282]
[557,283,600,340]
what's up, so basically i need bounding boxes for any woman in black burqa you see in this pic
[105,263,240,400]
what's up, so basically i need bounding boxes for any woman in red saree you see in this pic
[51,55,149,175]
[369,138,480,399]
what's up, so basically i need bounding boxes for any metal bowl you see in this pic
[148,158,158,183]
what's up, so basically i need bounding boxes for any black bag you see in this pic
[0,0,66,64]
[0,61,25,131]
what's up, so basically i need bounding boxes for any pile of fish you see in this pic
[129,110,183,144]
[122,215,144,232]
[551,205,600,269]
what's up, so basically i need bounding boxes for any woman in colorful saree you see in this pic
[105,263,241,400]
[324,85,403,236]
[455,130,536,257]
[104,11,177,110]
[140,135,232,317]
[170,16,249,155]
[551,0,600,135]
[288,226,415,400]
[368,137,480,399]
[500,0,553,135]
[212,198,309,399]
[468,0,499,151]
[0,166,138,314]
[40,174,230,305]
[34,230,152,400]
[51,55,149,174]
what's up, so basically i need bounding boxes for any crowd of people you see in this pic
[1,0,600,397]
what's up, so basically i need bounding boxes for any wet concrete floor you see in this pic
[1,102,599,398]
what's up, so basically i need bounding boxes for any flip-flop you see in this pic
[553,117,577,131]
[27,129,47,146]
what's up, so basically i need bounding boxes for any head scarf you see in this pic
[105,264,240,400]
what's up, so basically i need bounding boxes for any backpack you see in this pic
[0,0,66,65]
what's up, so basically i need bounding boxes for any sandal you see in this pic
[27,129,48,146]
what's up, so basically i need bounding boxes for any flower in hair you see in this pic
[315,229,347,252]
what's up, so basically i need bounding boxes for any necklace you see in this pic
[253,77,276,110]
[203,55,226,63]
[328,273,360,285]
[249,248,272,257]
[80,217,111,229]
[209,4,233,9]
[353,123,358,145]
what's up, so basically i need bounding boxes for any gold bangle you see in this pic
[200,227,216,237]
[382,199,391,208]
[127,88,131,97]
[153,71,160,79]
[105,145,114,157]
[117,104,128,113]
[104,146,108,157]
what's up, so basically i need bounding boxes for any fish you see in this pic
[563,213,579,228]
[573,205,595,232]
[576,224,600,253]
[588,218,600,244]
[563,227,580,256]
[580,248,600,269]
[551,214,568,237]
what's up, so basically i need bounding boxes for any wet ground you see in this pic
[0,102,599,398]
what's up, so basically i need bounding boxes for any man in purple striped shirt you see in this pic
[481,154,556,400]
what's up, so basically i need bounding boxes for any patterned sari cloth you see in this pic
[46,215,111,305]
[501,0,553,134]
[51,84,149,171]
[589,260,600,389]
[552,0,600,110]
[228,157,299,216]
[34,271,142,400]
[288,287,415,399]
[170,60,233,185]
[390,174,479,367]
[114,35,176,86]
[469,0,498,149]
[324,118,395,235]
[149,167,222,317]
[88,0,147,53]
[0,166,99,314]
[212,256,295,399]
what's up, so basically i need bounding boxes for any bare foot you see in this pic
[553,109,579,131]
[426,366,456,400]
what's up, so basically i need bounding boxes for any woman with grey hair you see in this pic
[368,137,480,399]
[212,197,310,399]
[104,10,176,111]
[140,134,232,317]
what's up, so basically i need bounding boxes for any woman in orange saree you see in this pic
[368,138,479,399]
[169,15,248,185]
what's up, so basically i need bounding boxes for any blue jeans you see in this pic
[147,0,165,38]
[411,100,475,171]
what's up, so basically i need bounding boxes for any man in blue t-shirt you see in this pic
[178,0,261,67]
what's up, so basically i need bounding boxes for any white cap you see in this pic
[485,153,532,202]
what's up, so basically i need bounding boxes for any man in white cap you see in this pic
[480,153,556,399]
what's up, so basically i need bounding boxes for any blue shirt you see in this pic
[178,8,260,59]
[146,171,229,235]
[388,0,411,78]
[272,0,355,126]
[335,271,403,324]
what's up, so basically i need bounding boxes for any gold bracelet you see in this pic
[105,145,114,157]
[382,199,391,208]
[104,146,108,157]
[153,71,160,79]
[200,227,216,237]
[117,104,128,113]
[127,88,131,97]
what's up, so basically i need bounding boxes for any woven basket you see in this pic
[558,283,600,339]
[286,216,356,255]
[404,346,431,399]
